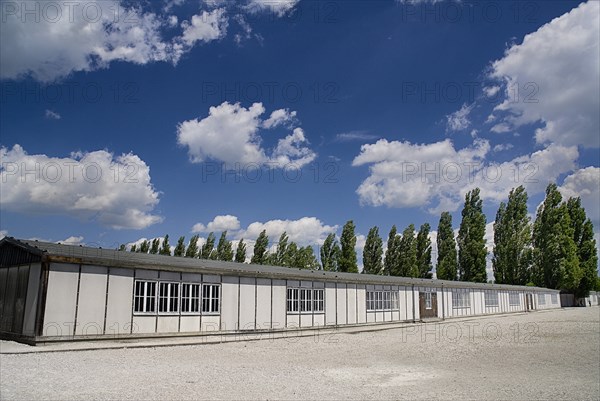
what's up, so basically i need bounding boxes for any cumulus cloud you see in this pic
[242,217,337,246]
[61,236,85,245]
[489,1,600,148]
[0,2,228,82]
[558,167,600,224]
[334,131,379,143]
[177,101,316,168]
[0,144,162,229]
[446,103,474,132]
[246,0,300,16]
[192,215,241,233]
[352,137,579,214]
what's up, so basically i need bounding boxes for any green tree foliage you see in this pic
[118,244,126,251]
[235,239,247,263]
[139,240,150,254]
[185,235,200,258]
[338,220,358,273]
[159,235,171,256]
[274,232,289,266]
[532,184,581,291]
[363,226,383,274]
[567,197,598,297]
[216,231,234,262]
[173,236,186,257]
[251,230,269,264]
[200,233,216,259]
[458,188,488,282]
[285,243,319,269]
[492,186,532,285]
[384,225,400,276]
[320,233,339,271]
[396,224,417,277]
[416,223,433,279]
[436,212,458,280]
[150,238,160,254]
[130,244,137,253]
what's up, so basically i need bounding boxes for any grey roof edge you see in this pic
[1,237,560,293]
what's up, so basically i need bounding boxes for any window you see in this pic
[424,292,432,309]
[181,283,201,313]
[287,288,324,313]
[366,290,399,311]
[537,293,546,305]
[134,280,156,313]
[509,292,520,306]
[452,290,470,309]
[313,289,324,312]
[551,293,558,304]
[202,284,220,313]
[485,291,499,307]
[158,282,179,313]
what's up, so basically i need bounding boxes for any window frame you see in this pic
[134,280,157,314]
[484,290,499,307]
[424,291,432,310]
[509,292,520,306]
[366,290,400,312]
[181,282,201,314]
[452,289,470,309]
[537,293,546,305]
[551,293,558,304]
[158,281,180,314]
[286,287,325,314]
[202,283,220,314]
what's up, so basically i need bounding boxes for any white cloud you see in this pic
[0,2,229,82]
[262,108,297,129]
[352,138,489,212]
[177,101,316,168]
[490,123,511,134]
[334,131,379,143]
[247,0,300,17]
[45,110,61,120]
[0,144,162,230]
[492,143,513,152]
[61,236,85,245]
[192,215,241,233]
[446,103,474,132]
[558,166,600,224]
[490,1,600,148]
[242,217,337,246]
[483,86,500,98]
[352,137,579,214]
[0,230,7,240]
[180,8,228,46]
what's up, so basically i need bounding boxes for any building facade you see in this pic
[0,238,565,345]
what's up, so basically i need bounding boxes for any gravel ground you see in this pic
[1,307,599,400]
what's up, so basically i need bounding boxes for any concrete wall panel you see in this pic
[75,265,108,336]
[220,276,239,332]
[255,279,271,330]
[105,268,134,335]
[239,277,256,330]
[271,280,286,331]
[43,263,79,337]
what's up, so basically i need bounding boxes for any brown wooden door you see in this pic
[419,292,437,319]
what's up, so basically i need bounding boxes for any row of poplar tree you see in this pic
[119,183,598,297]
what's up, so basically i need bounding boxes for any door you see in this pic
[525,294,535,311]
[419,291,437,319]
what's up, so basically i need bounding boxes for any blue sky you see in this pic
[1,0,599,277]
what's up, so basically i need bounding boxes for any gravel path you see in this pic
[1,307,599,400]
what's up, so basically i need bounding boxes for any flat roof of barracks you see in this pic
[0,237,558,293]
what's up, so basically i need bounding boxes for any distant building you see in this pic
[0,237,566,345]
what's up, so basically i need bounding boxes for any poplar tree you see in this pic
[216,231,234,261]
[397,224,417,277]
[251,230,269,264]
[338,220,358,273]
[274,232,289,266]
[363,226,383,274]
[320,233,339,271]
[173,236,186,257]
[130,244,137,253]
[159,235,171,256]
[118,244,126,251]
[139,240,150,254]
[458,188,488,282]
[150,238,160,254]
[567,197,597,297]
[235,239,247,263]
[416,223,433,279]
[200,233,216,259]
[492,186,532,285]
[384,225,400,276]
[532,184,580,290]
[436,212,457,280]
[185,235,199,258]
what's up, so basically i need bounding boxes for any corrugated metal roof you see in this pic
[0,237,558,292]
